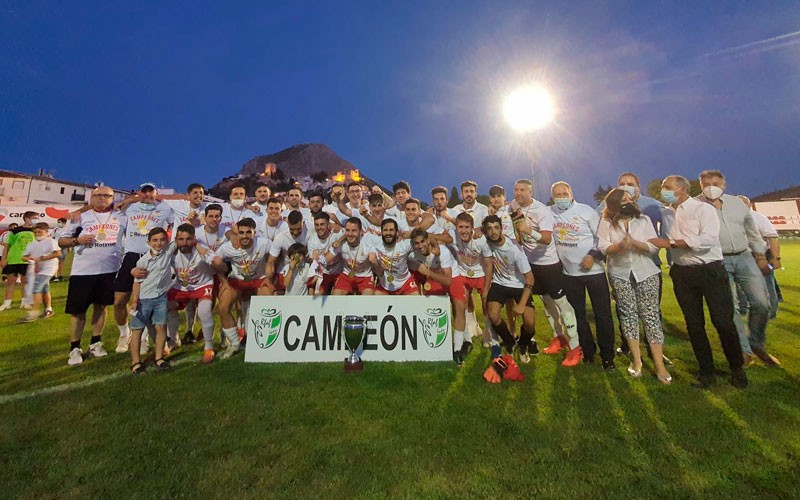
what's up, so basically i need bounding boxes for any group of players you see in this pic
[1,170,781,387]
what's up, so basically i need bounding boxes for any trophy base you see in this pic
[344,359,364,372]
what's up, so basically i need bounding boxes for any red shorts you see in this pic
[333,274,374,295]
[273,273,286,293]
[463,276,487,294]
[448,276,468,302]
[375,277,419,295]
[168,285,214,309]
[413,272,467,302]
[227,277,265,293]
[320,272,339,295]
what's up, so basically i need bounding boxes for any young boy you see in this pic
[129,227,177,374]
[21,222,62,322]
[0,211,38,311]
[281,243,321,296]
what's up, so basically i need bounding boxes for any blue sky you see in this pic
[1,1,799,202]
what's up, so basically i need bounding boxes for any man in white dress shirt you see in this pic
[655,175,747,389]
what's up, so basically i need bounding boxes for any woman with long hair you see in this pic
[598,189,671,384]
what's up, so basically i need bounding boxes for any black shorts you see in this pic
[530,262,568,298]
[114,252,143,293]
[65,272,116,314]
[2,263,29,276]
[487,283,534,307]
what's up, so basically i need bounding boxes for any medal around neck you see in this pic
[342,315,368,372]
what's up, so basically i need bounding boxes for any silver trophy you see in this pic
[342,315,367,372]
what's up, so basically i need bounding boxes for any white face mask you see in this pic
[618,185,636,197]
[230,198,245,209]
[703,186,724,200]
[30,218,40,225]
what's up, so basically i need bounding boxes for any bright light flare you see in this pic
[503,86,554,132]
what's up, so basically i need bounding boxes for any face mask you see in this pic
[554,198,572,210]
[30,218,40,225]
[620,203,637,217]
[618,185,636,197]
[231,199,245,209]
[703,186,724,200]
[36,235,47,241]
[661,189,679,204]
[57,222,64,228]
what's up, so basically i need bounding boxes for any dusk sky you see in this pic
[2,1,799,202]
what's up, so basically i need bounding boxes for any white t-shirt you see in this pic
[269,227,309,272]
[165,199,207,227]
[511,199,559,265]
[196,225,228,253]
[453,202,489,228]
[333,240,373,278]
[449,234,492,278]
[0,231,10,258]
[24,238,60,277]
[494,205,517,241]
[281,260,322,296]
[369,239,413,291]
[550,202,605,276]
[262,219,289,243]
[171,247,215,291]
[120,201,174,254]
[63,209,124,276]
[409,246,459,278]
[487,237,531,288]
[307,232,344,275]
[282,207,314,228]
[751,210,779,239]
[384,205,407,223]
[397,218,445,235]
[432,208,457,233]
[215,237,271,280]
[221,205,259,233]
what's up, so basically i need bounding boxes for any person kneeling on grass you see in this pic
[21,222,62,322]
[128,227,177,374]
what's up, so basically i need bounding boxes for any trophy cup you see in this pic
[342,315,367,372]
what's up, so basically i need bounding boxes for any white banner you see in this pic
[244,296,452,363]
[753,201,800,231]
[0,204,75,230]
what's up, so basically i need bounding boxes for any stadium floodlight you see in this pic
[503,85,554,133]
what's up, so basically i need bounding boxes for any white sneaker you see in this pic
[68,347,83,366]
[220,343,240,359]
[115,334,130,353]
[0,302,11,312]
[20,302,31,310]
[88,341,108,358]
[220,336,231,349]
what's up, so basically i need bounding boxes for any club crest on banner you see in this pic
[252,308,282,349]
[419,308,449,348]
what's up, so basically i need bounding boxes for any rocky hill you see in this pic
[209,144,384,198]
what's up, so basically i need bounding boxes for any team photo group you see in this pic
[0,168,782,389]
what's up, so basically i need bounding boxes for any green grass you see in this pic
[2,243,800,498]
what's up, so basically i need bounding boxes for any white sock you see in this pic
[2,299,11,306]
[185,300,197,331]
[454,330,465,351]
[118,324,130,337]
[167,310,180,341]
[198,300,215,349]
[223,327,240,348]
[552,295,579,349]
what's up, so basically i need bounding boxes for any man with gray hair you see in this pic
[697,170,777,366]
[653,175,747,389]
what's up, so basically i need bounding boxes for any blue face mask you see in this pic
[661,189,679,204]
[618,185,636,197]
[554,198,572,210]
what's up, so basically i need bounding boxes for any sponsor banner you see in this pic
[245,296,452,363]
[753,201,800,231]
[0,205,75,230]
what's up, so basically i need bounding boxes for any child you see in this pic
[21,222,62,322]
[129,227,176,374]
[281,243,322,296]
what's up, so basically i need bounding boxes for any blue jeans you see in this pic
[724,253,770,353]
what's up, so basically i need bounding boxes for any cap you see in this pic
[139,182,157,191]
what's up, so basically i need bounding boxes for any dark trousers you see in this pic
[563,273,615,362]
[670,261,744,375]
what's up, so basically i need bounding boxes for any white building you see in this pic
[0,169,130,206]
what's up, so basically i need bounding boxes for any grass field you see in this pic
[2,242,799,499]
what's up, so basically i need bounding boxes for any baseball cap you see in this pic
[139,182,157,191]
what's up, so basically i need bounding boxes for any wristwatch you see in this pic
[669,239,676,249]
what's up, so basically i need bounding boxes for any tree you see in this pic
[448,186,460,208]
[272,168,285,181]
[593,184,615,203]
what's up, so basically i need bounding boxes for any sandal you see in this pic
[131,362,146,375]
[154,357,172,370]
